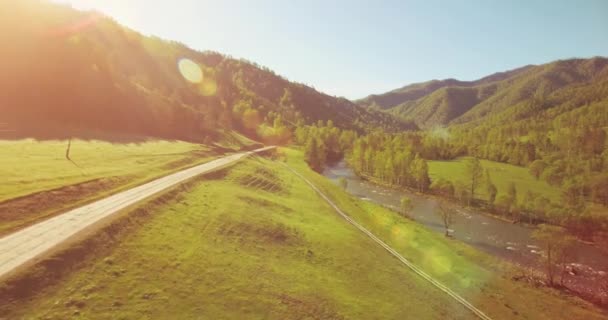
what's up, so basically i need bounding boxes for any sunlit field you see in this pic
[3,155,471,320]
[0,139,214,234]
[0,139,210,201]
[428,157,562,203]
[4,150,604,319]
[1,1,607,318]
[282,149,607,320]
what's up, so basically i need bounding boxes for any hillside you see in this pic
[358,59,608,129]
[357,65,533,111]
[349,58,608,237]
[3,150,606,319]
[0,1,413,144]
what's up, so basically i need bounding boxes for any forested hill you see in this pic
[357,65,533,111]
[0,1,413,143]
[357,58,608,129]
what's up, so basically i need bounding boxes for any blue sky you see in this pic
[58,0,608,99]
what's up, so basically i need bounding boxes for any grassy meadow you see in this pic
[5,155,475,320]
[283,148,606,320]
[4,149,606,319]
[0,139,216,234]
[428,157,562,203]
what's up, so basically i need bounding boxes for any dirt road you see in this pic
[0,147,274,280]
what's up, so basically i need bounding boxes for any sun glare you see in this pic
[178,58,203,84]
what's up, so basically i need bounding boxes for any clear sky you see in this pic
[57,0,608,99]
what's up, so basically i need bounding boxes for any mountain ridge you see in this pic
[0,0,414,144]
[357,57,608,129]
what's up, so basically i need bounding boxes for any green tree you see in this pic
[534,196,551,220]
[400,197,413,218]
[532,224,575,287]
[304,138,322,172]
[465,157,483,205]
[484,169,497,205]
[436,201,453,237]
[486,182,497,205]
[562,178,585,209]
[507,182,519,219]
[507,182,517,204]
[412,154,431,192]
[591,174,608,205]
[430,178,455,198]
[495,194,515,216]
[529,160,547,179]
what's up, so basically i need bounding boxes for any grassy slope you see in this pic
[8,156,473,320]
[0,139,215,234]
[5,150,605,319]
[283,148,606,320]
[0,139,207,201]
[428,157,561,203]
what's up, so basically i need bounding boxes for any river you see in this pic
[323,160,608,296]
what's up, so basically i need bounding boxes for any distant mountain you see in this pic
[357,65,533,111]
[357,59,608,129]
[0,1,413,143]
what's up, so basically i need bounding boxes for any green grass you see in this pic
[283,148,606,320]
[428,157,562,203]
[0,139,215,234]
[0,139,209,201]
[216,131,263,150]
[7,156,475,320]
[5,149,606,319]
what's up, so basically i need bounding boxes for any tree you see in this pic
[591,174,608,206]
[505,182,519,219]
[541,165,565,186]
[507,182,517,204]
[338,177,348,190]
[486,182,498,206]
[304,138,322,172]
[529,160,547,179]
[495,194,515,216]
[430,178,455,198]
[279,88,293,109]
[534,196,551,218]
[465,157,483,206]
[562,178,585,209]
[436,201,453,237]
[532,224,575,287]
[242,108,262,131]
[454,183,470,205]
[522,191,539,223]
[400,197,413,218]
[412,154,431,192]
[484,169,497,205]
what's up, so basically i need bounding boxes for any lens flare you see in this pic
[178,58,203,83]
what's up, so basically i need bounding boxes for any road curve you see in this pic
[0,146,275,280]
[281,162,493,320]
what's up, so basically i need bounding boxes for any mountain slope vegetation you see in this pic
[346,58,608,237]
[358,59,608,130]
[357,65,532,111]
[0,1,412,144]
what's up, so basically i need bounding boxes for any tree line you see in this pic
[2,0,410,144]
[296,126,607,237]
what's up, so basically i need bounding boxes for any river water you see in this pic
[323,160,608,285]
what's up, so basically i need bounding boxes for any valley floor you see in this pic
[1,149,606,319]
